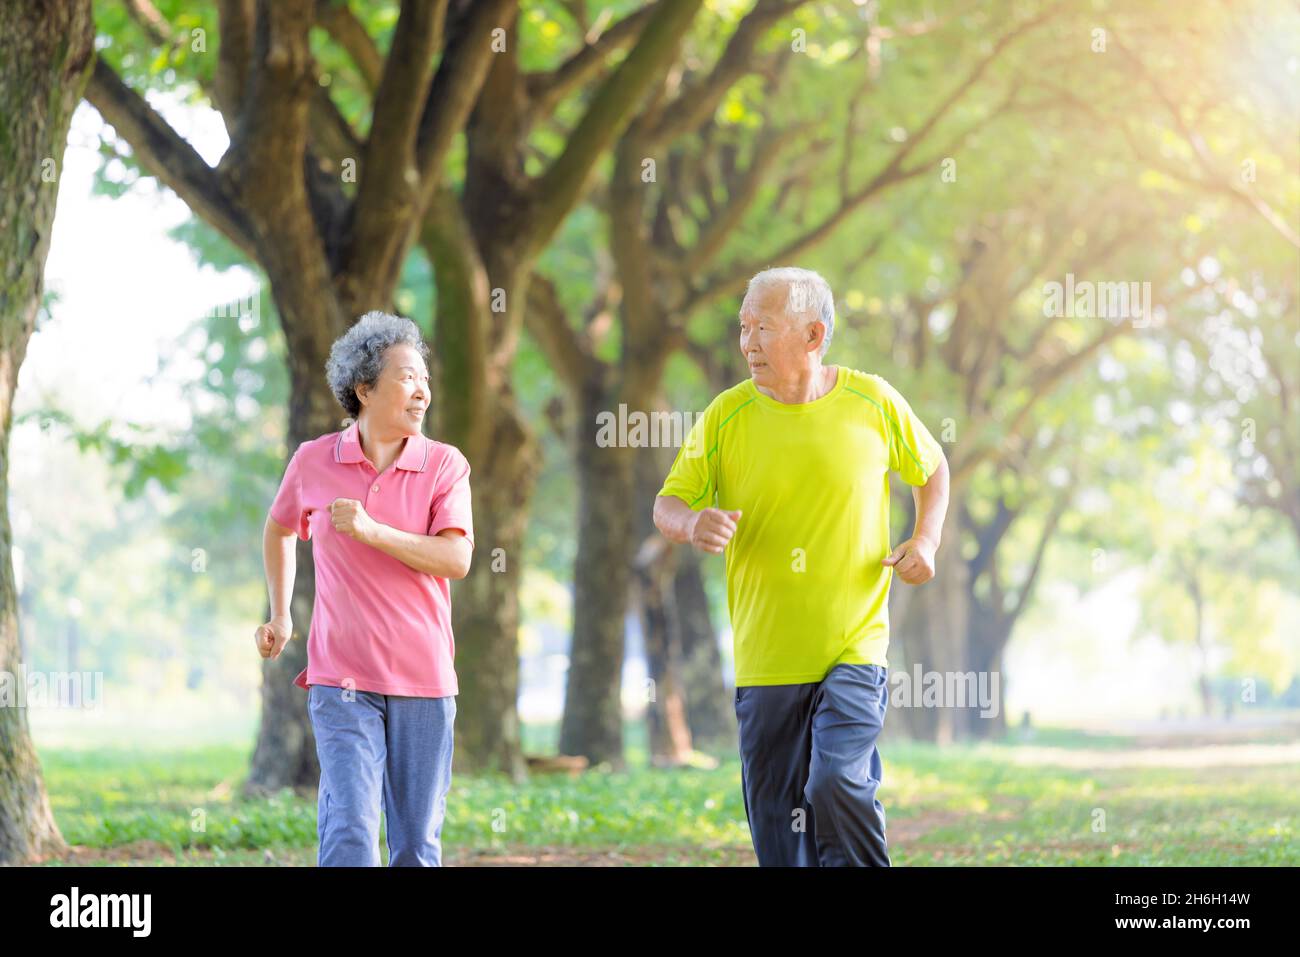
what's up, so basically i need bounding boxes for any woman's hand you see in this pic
[254,614,293,659]
[329,497,379,544]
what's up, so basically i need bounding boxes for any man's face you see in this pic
[360,343,429,435]
[738,283,815,386]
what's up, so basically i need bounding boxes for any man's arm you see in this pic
[883,453,950,585]
[912,453,950,549]
[653,494,740,555]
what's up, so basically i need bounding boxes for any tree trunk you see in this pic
[423,208,536,775]
[1190,580,1214,718]
[632,441,694,764]
[966,618,1009,740]
[891,487,973,743]
[634,542,695,764]
[559,383,636,766]
[672,547,731,750]
[449,404,536,779]
[244,358,342,795]
[0,0,94,864]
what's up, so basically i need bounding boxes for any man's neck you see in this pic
[756,363,837,404]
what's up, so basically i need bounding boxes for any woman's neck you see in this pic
[356,414,407,472]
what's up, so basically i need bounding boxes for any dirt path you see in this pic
[40,840,753,867]
[40,809,973,866]
[1001,741,1300,769]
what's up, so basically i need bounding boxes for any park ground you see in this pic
[29,713,1300,866]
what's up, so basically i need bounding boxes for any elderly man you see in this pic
[653,266,950,867]
[255,310,474,866]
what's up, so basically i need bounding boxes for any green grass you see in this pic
[31,722,1300,866]
[880,741,1298,865]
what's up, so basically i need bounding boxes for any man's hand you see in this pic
[254,614,293,659]
[329,498,379,544]
[690,508,741,555]
[882,536,937,585]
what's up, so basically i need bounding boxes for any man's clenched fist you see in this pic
[691,508,742,555]
[882,536,937,585]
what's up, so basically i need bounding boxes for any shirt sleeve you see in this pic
[657,397,719,510]
[428,445,474,547]
[269,444,310,540]
[873,375,944,486]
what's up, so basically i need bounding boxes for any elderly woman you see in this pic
[254,310,474,867]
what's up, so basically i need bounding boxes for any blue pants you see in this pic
[307,684,456,866]
[734,663,891,866]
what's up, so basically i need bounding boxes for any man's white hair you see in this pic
[743,266,835,358]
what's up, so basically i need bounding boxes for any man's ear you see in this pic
[807,321,825,353]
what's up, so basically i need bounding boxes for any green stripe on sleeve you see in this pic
[845,386,927,473]
[688,397,756,508]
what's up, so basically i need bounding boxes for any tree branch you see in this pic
[954,317,1132,483]
[214,0,255,127]
[1111,35,1300,250]
[85,57,257,259]
[1005,481,1071,623]
[344,0,448,299]
[526,0,705,253]
[644,0,806,145]
[525,3,661,124]
[681,8,1055,316]
[120,0,171,47]
[315,0,383,93]
[525,273,595,391]
[414,0,518,187]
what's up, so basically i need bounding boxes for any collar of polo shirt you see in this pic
[334,420,430,472]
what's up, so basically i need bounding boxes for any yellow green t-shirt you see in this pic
[657,366,944,686]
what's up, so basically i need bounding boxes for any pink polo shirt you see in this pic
[268,421,473,697]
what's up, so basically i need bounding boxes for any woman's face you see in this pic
[356,343,429,436]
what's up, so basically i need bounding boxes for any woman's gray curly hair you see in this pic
[325,311,430,418]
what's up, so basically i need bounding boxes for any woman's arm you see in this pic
[327,495,472,578]
[363,524,472,579]
[255,515,297,658]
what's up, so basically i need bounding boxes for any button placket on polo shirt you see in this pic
[364,460,397,521]
[363,462,382,516]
